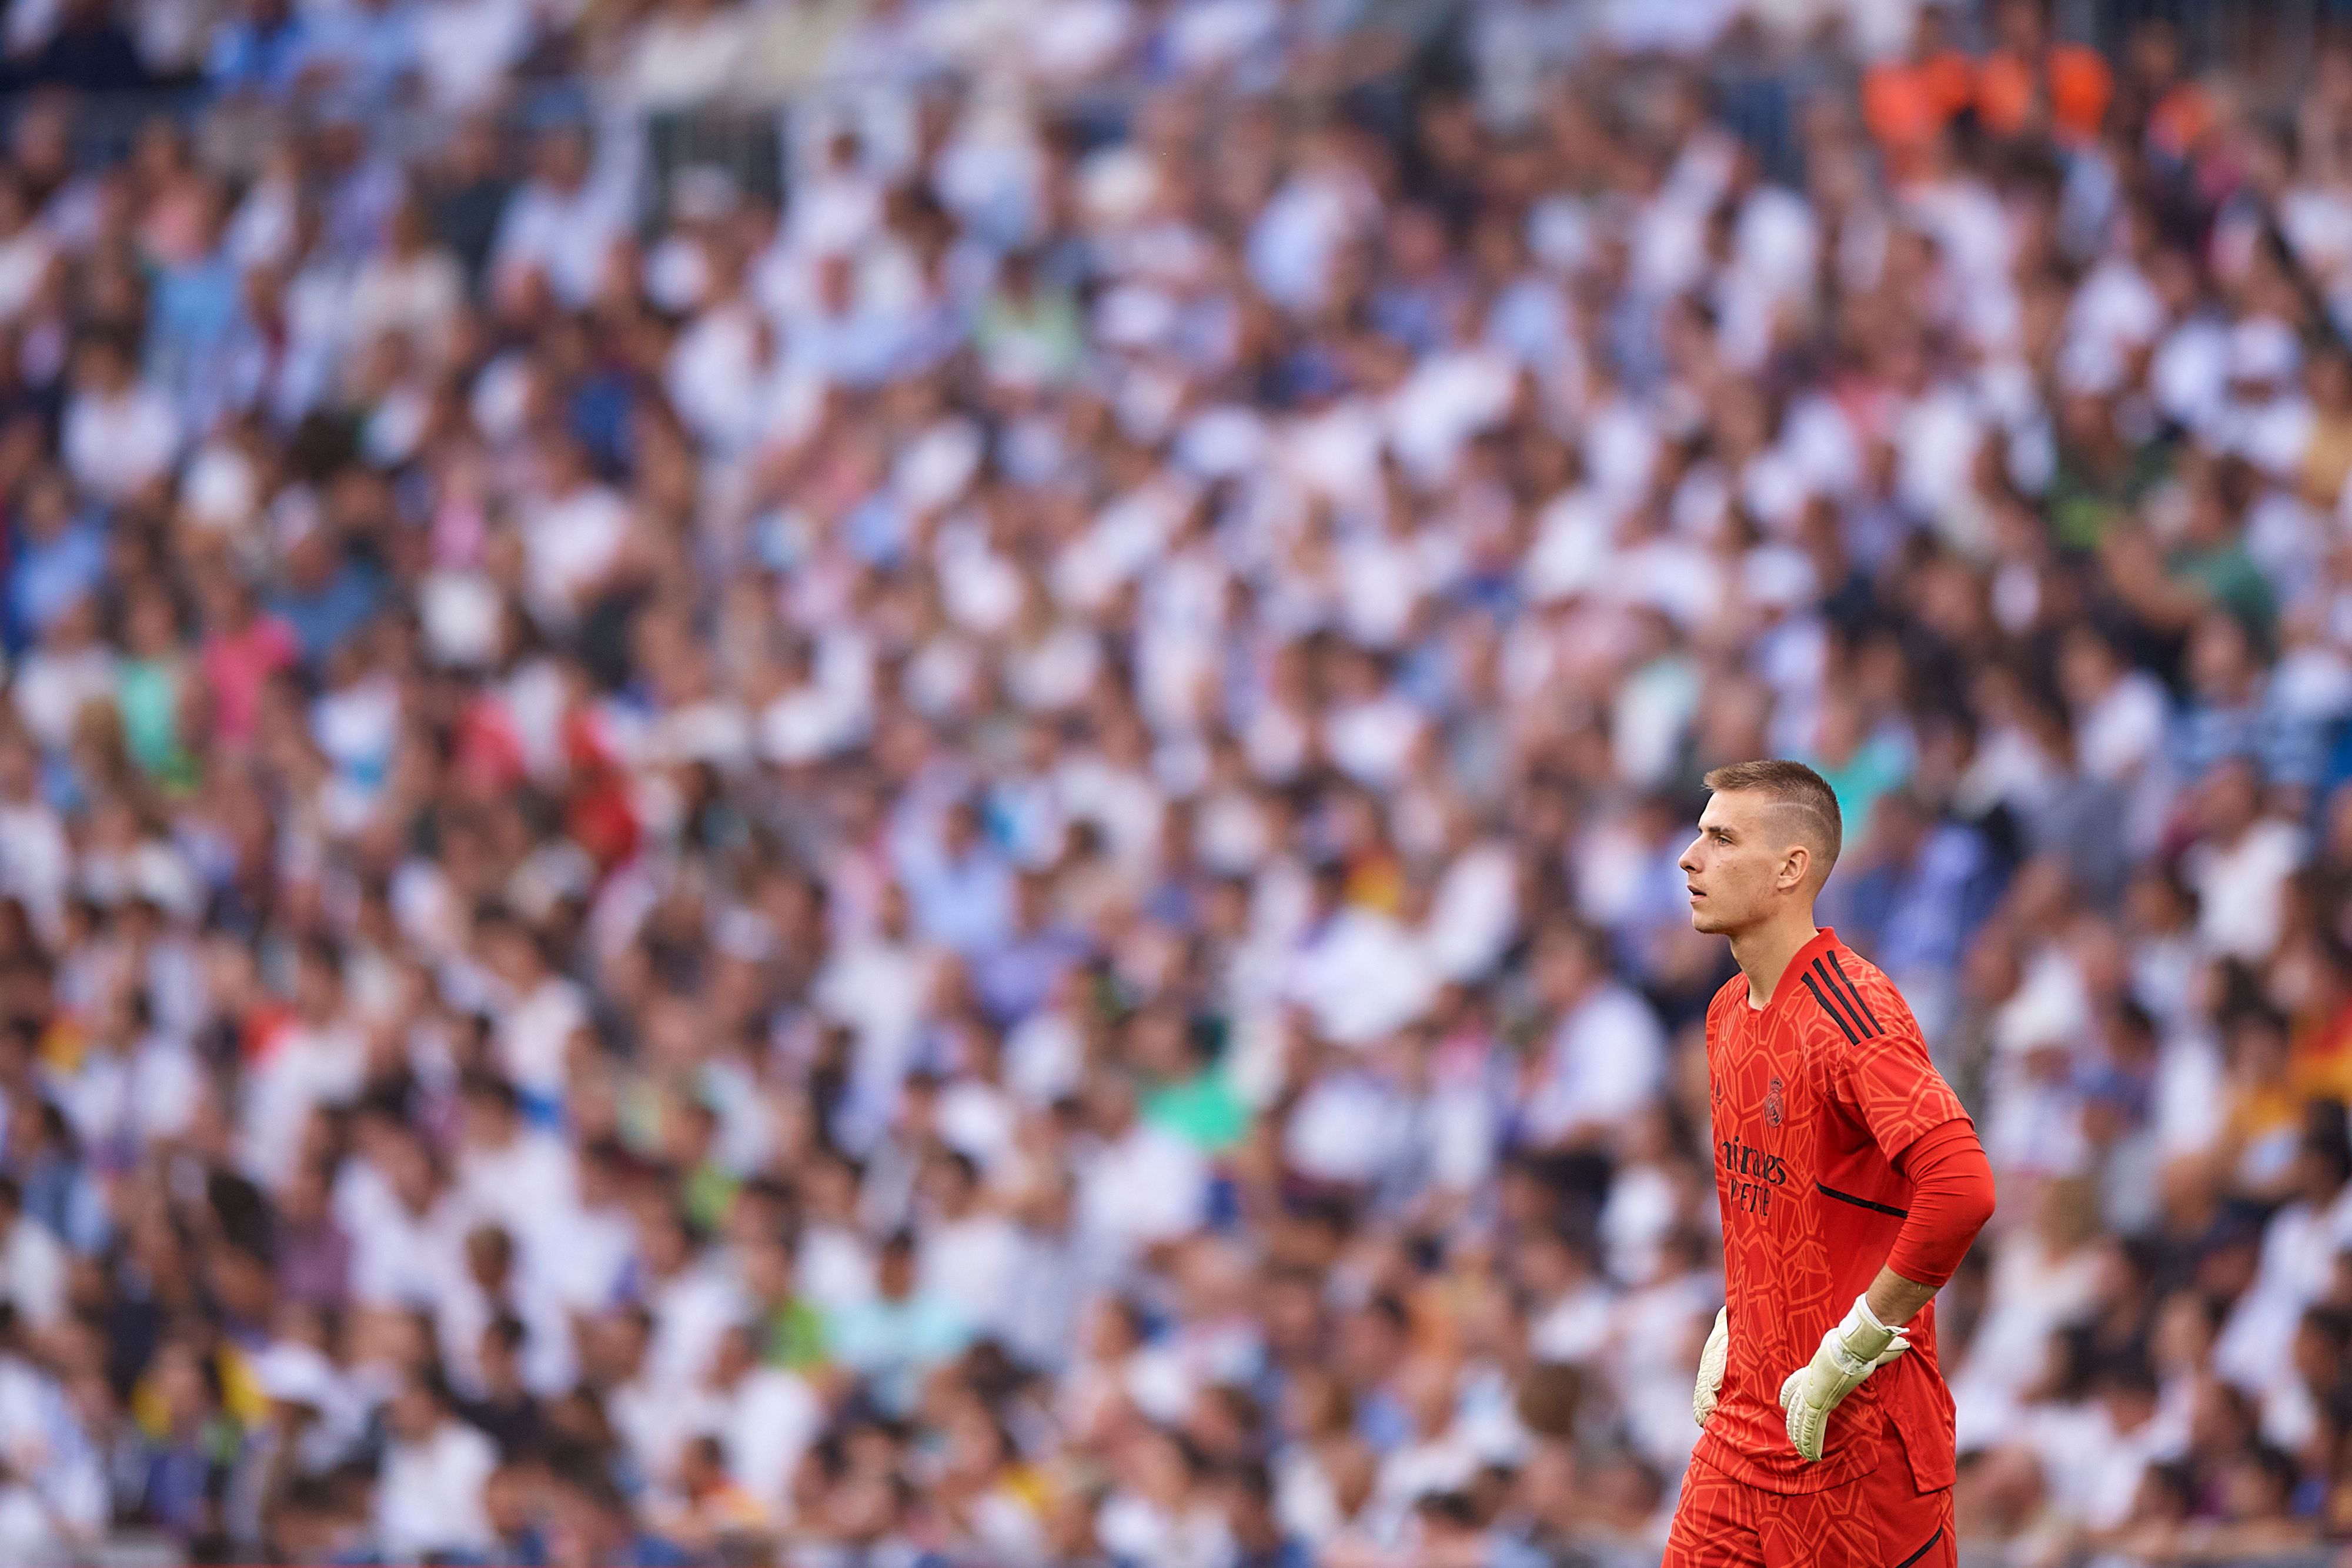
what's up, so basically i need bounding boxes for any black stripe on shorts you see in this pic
[1892,1525,1945,1568]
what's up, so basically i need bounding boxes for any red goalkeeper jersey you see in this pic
[1692,928,1972,1496]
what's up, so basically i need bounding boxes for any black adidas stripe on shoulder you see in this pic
[1823,950,1882,1034]
[1803,957,1880,1041]
[1797,968,1861,1045]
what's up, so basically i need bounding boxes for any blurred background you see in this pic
[0,0,2350,1564]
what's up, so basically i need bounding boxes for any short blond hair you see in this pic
[1703,758,1842,874]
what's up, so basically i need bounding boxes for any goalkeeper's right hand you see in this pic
[1779,1293,1910,1462]
[1692,1306,1729,1427]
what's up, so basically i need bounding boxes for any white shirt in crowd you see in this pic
[1522,980,1665,1146]
[0,1217,65,1330]
[1075,1121,1207,1257]
[491,176,631,309]
[1284,905,1436,1047]
[2184,816,2306,961]
[494,975,589,1103]
[375,1418,497,1559]
[61,383,178,503]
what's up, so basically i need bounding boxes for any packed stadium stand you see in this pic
[0,0,2348,1563]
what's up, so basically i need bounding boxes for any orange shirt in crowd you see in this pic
[1862,49,1977,170]
[2291,997,2352,1107]
[1976,42,2114,142]
[2146,80,2216,161]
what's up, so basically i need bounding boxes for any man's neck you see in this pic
[1728,910,1821,1011]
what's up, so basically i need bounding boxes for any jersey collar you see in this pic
[1758,926,1839,1012]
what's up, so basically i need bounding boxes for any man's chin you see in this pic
[1689,906,1728,934]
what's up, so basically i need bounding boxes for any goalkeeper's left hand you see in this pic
[1778,1293,1909,1462]
[1692,1306,1729,1427]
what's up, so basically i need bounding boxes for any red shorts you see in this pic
[1664,1447,1955,1568]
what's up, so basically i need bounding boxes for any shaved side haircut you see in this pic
[1702,758,1843,878]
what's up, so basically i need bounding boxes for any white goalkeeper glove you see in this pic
[1692,1306,1729,1427]
[1778,1293,1909,1462]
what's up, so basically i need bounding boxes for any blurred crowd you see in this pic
[4,0,2352,1563]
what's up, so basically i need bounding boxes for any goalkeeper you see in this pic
[1668,763,1996,1568]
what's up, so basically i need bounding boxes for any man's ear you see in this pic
[1778,844,1810,892]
